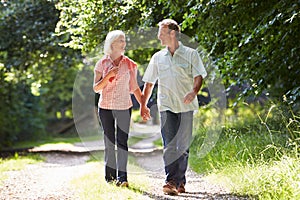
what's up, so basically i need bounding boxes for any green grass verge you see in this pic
[131,109,143,123]
[0,153,44,184]
[205,156,300,200]
[190,102,300,200]
[72,152,152,200]
[12,136,82,149]
[12,134,103,151]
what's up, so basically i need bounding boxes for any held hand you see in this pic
[140,105,151,121]
[107,66,119,82]
[183,91,197,104]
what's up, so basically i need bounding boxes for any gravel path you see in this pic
[0,152,247,200]
[0,123,249,200]
[0,153,91,200]
[133,150,248,200]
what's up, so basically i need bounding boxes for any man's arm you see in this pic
[141,82,154,120]
[183,75,203,104]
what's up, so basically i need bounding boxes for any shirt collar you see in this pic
[105,54,125,62]
[163,41,184,56]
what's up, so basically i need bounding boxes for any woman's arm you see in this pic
[93,66,119,93]
[133,88,142,105]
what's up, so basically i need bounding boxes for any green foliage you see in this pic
[1,0,299,153]
[190,102,300,199]
[191,102,299,172]
[207,155,300,200]
[13,135,82,150]
[55,0,165,77]
[0,0,83,148]
[181,0,300,108]
[55,0,165,52]
[0,78,47,147]
[190,127,287,173]
[55,0,300,109]
[239,156,300,200]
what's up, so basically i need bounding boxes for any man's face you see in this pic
[157,26,171,46]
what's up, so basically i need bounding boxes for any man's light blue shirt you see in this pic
[143,42,207,113]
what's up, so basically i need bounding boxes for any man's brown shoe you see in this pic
[116,180,129,187]
[177,183,185,193]
[163,181,178,196]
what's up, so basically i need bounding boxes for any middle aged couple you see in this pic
[93,18,207,196]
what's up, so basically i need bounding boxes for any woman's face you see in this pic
[111,35,126,54]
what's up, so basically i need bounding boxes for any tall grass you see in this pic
[190,101,300,199]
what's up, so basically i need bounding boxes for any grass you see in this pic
[72,169,150,200]
[11,134,103,151]
[205,155,300,200]
[190,101,300,200]
[128,133,150,147]
[4,102,299,199]
[72,152,153,200]
[12,136,82,149]
[131,109,143,123]
[0,153,43,184]
[153,138,163,148]
[0,150,153,199]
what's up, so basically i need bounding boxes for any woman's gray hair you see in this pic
[104,30,125,55]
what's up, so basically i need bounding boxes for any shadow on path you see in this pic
[0,122,251,200]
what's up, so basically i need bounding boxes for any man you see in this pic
[141,19,207,195]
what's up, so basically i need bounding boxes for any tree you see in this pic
[55,0,164,52]
[0,0,82,147]
[55,0,300,110]
[180,0,300,108]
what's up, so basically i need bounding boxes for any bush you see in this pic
[0,83,46,149]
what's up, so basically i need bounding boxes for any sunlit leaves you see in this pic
[55,0,300,109]
[0,0,83,147]
[55,0,165,52]
[179,0,300,108]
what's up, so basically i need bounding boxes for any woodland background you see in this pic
[0,0,299,148]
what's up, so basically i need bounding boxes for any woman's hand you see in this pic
[140,105,151,121]
[107,66,119,82]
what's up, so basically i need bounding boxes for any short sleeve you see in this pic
[129,61,139,93]
[94,58,104,73]
[142,54,158,84]
[192,51,207,79]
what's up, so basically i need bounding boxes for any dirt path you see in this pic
[133,150,248,200]
[0,123,248,200]
[0,152,246,200]
[0,153,92,200]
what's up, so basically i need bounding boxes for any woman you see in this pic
[93,30,144,187]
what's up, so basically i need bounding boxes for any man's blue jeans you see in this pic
[99,108,131,183]
[160,110,193,186]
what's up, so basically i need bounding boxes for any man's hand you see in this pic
[183,91,197,104]
[140,105,151,121]
[140,83,154,121]
[184,75,203,104]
